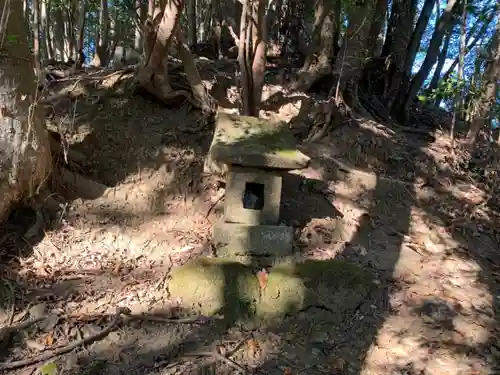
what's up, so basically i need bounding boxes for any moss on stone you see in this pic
[257,270,307,322]
[168,257,260,321]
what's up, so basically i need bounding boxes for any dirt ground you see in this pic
[1,59,500,375]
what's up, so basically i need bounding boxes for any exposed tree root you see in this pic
[58,167,109,200]
[292,62,332,92]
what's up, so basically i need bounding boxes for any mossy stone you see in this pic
[257,269,307,322]
[168,257,260,322]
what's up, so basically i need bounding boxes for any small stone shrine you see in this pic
[205,111,310,266]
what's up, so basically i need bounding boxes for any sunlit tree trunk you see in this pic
[33,0,41,77]
[41,0,54,60]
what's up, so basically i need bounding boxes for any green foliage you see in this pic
[425,74,481,104]
[38,362,58,375]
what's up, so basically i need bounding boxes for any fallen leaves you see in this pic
[246,338,261,358]
[257,268,269,290]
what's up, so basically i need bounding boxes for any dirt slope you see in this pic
[0,61,499,375]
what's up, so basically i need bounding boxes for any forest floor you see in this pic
[1,58,500,375]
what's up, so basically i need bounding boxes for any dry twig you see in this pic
[183,334,251,374]
[0,307,130,371]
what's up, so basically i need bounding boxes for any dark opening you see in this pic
[242,182,265,210]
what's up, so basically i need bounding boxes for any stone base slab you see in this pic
[213,222,293,265]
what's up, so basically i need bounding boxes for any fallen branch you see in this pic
[206,192,225,218]
[0,307,130,371]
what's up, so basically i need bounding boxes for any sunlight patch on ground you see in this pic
[361,205,493,375]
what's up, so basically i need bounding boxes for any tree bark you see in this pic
[187,0,197,46]
[134,0,143,52]
[427,28,452,95]
[367,0,388,58]
[250,0,267,116]
[92,0,110,66]
[404,0,434,80]
[53,8,65,60]
[381,0,418,112]
[334,0,376,109]
[0,0,52,220]
[466,10,500,145]
[175,30,214,112]
[41,0,54,60]
[76,0,86,66]
[33,0,41,78]
[237,0,252,115]
[137,0,185,102]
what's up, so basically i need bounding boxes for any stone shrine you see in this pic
[205,111,310,266]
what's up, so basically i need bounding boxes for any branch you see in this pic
[0,308,130,371]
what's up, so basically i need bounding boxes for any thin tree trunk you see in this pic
[427,29,452,94]
[404,0,434,78]
[53,8,65,60]
[134,0,143,51]
[251,0,267,116]
[441,10,495,82]
[42,0,54,60]
[466,10,500,145]
[76,0,86,66]
[33,0,41,77]
[93,0,109,66]
[450,2,467,148]
[187,0,196,46]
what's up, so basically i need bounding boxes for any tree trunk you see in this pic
[76,0,86,67]
[134,0,143,52]
[250,0,267,116]
[42,0,54,60]
[238,0,252,115]
[450,2,467,146]
[137,0,185,102]
[466,10,500,145]
[175,30,214,112]
[63,5,76,59]
[334,0,376,109]
[399,0,460,123]
[403,0,434,80]
[33,0,41,78]
[187,0,196,46]
[293,0,336,91]
[380,0,418,112]
[367,0,388,58]
[0,0,52,221]
[53,8,65,60]
[427,28,452,95]
[93,0,110,66]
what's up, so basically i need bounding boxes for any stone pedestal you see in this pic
[213,222,294,266]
